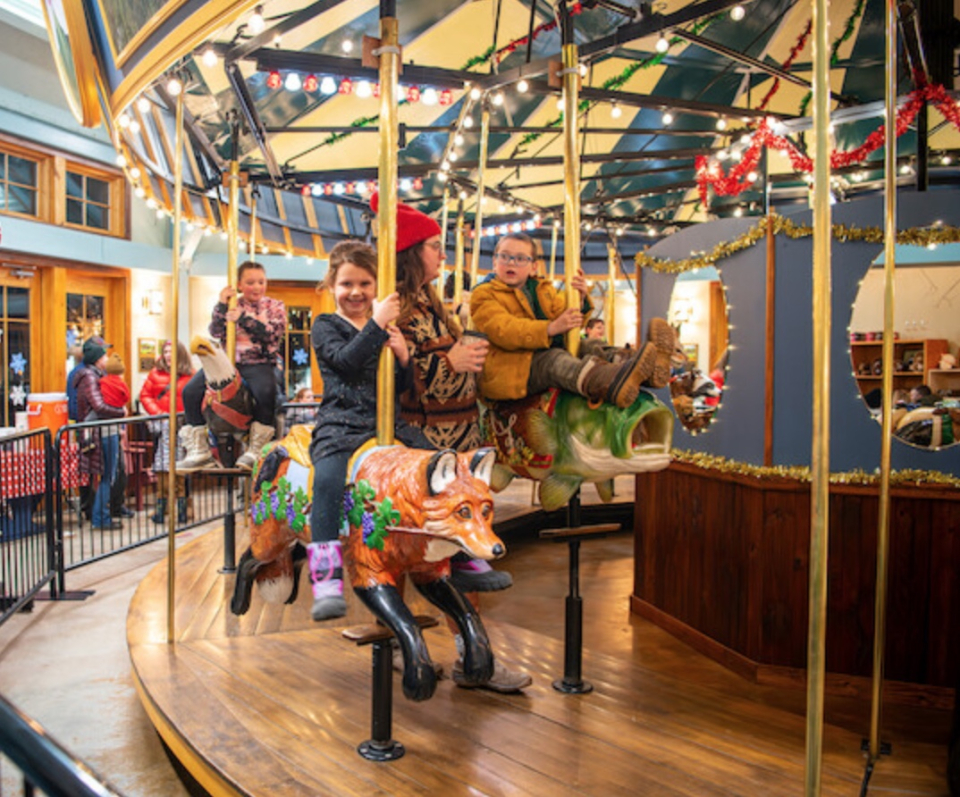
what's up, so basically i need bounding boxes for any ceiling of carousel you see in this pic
[75,0,960,271]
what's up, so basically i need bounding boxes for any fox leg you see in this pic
[230,547,261,616]
[354,583,438,702]
[414,578,494,686]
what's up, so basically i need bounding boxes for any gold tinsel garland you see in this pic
[635,214,960,274]
[671,449,960,489]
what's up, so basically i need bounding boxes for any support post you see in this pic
[469,103,490,289]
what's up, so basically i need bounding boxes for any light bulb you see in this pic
[656,34,669,53]
[611,103,622,119]
[716,118,727,131]
[355,80,372,98]
[202,47,218,68]
[662,111,674,126]
[470,86,481,101]
[117,113,131,128]
[422,87,438,105]
[137,97,150,113]
[320,76,337,94]
[517,79,529,94]
[463,116,474,128]
[731,5,745,21]
[167,78,182,96]
[284,72,301,91]
[491,91,504,106]
[341,40,353,53]
[454,133,464,146]
[249,6,264,34]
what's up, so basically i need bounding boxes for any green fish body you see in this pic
[481,388,674,511]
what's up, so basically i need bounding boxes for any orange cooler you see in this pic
[27,393,69,434]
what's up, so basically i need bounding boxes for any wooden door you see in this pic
[269,282,332,397]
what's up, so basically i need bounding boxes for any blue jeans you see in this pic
[309,450,352,543]
[92,434,120,528]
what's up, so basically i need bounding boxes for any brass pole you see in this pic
[549,220,559,281]
[470,103,491,289]
[439,186,450,295]
[166,82,185,645]
[249,186,258,261]
[376,14,400,446]
[805,0,832,791]
[606,243,617,344]
[869,0,898,762]
[454,199,465,308]
[225,159,240,362]
[561,41,582,355]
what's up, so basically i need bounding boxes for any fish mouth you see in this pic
[628,394,674,457]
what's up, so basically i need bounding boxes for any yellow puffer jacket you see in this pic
[471,277,574,401]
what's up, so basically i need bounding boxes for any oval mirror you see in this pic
[666,268,729,434]
[849,255,960,451]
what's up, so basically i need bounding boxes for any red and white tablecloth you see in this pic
[0,446,83,500]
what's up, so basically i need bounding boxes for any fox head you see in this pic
[420,449,502,563]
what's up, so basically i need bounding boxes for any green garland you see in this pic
[518,13,724,150]
[634,213,960,274]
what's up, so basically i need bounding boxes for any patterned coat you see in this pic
[75,366,125,475]
[398,289,483,452]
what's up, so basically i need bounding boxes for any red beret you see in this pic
[370,192,441,253]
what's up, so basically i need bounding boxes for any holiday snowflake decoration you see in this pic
[9,384,26,407]
[66,328,78,349]
[10,352,26,376]
[292,348,309,366]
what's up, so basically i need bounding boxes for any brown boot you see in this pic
[647,318,680,388]
[579,351,650,409]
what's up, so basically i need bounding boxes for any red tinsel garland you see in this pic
[697,82,959,208]
[757,20,812,112]
[495,3,583,64]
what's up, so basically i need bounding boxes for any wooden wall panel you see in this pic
[634,463,960,689]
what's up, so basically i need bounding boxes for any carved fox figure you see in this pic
[230,427,504,702]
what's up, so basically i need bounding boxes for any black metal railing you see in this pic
[0,692,124,796]
[0,416,244,619]
[0,428,56,624]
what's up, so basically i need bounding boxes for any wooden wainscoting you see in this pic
[633,461,960,703]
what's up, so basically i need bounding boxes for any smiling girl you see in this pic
[307,240,431,621]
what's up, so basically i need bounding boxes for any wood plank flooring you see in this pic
[128,500,952,796]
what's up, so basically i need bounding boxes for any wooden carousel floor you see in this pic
[128,503,952,796]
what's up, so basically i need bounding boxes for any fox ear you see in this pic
[469,449,495,486]
[426,450,458,495]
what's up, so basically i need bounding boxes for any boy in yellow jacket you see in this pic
[471,232,675,409]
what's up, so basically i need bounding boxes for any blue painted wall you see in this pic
[641,194,960,477]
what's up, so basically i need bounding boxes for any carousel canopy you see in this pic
[39,0,960,272]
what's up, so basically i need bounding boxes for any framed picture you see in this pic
[138,338,157,372]
[682,342,699,366]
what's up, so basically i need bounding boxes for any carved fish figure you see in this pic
[483,387,673,511]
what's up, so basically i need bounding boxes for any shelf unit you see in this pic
[850,338,949,397]
[928,368,960,395]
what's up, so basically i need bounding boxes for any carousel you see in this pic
[42,0,960,793]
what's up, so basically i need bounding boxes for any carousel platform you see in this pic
[127,480,950,796]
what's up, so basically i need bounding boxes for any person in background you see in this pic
[285,386,318,427]
[178,261,286,470]
[387,194,531,694]
[75,337,126,530]
[66,343,93,520]
[101,353,134,520]
[140,340,194,524]
[909,383,935,407]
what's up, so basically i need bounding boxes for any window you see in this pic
[0,152,39,217]
[1,286,31,427]
[65,292,105,374]
[0,137,126,238]
[283,305,312,398]
[66,170,111,231]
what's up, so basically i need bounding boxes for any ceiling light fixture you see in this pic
[656,33,669,53]
[249,6,265,34]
